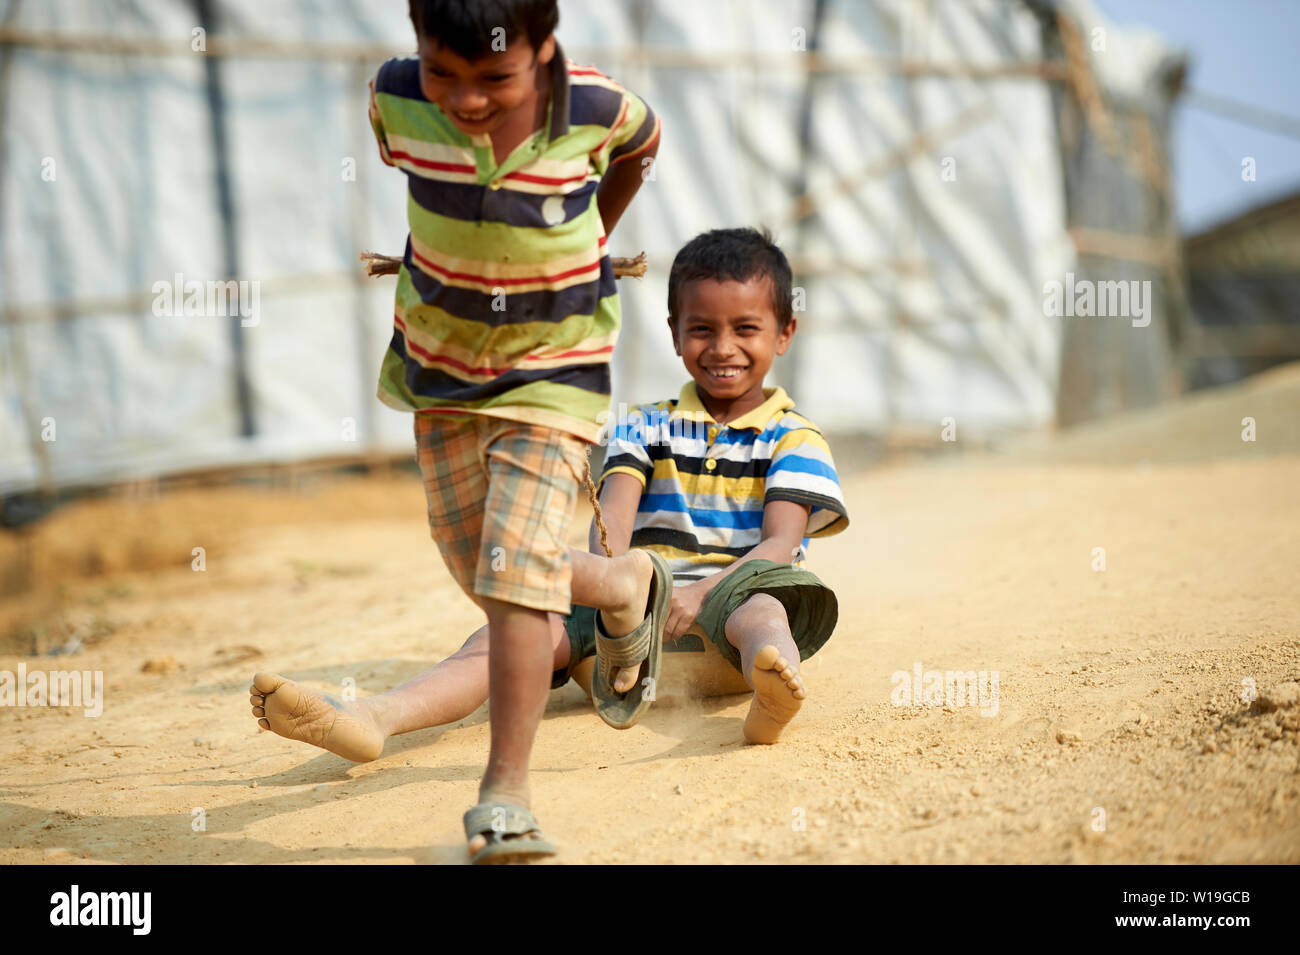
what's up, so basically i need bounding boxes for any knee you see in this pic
[455,623,492,655]
[724,593,789,640]
[548,612,569,651]
[737,593,786,620]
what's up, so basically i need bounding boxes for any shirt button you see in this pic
[489,180,503,190]
[705,459,717,471]
[707,427,718,442]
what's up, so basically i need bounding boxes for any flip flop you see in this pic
[592,550,670,729]
[463,801,557,865]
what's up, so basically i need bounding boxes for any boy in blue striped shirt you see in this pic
[580,226,848,740]
[250,228,847,758]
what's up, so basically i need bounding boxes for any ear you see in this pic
[775,315,797,355]
[666,315,681,354]
[536,34,556,66]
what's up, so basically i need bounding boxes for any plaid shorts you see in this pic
[413,412,590,614]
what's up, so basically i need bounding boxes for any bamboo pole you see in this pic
[0,27,1070,80]
[359,250,648,279]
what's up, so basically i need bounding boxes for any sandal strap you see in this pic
[463,802,540,839]
[595,613,652,668]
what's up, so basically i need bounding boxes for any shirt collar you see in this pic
[671,381,795,431]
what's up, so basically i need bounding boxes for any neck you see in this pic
[532,55,550,128]
[699,385,766,425]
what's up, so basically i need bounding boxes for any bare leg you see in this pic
[570,548,654,692]
[372,611,569,737]
[250,547,656,760]
[722,593,807,744]
[250,612,572,762]
[466,597,555,855]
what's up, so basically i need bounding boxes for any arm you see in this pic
[589,403,655,555]
[367,68,397,168]
[588,471,643,557]
[662,499,811,642]
[596,134,658,237]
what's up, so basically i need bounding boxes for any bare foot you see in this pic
[743,645,806,744]
[249,672,386,763]
[598,550,653,693]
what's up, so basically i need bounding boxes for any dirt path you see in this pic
[3,379,1299,864]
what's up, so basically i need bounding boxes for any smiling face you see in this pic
[668,276,796,423]
[417,33,554,138]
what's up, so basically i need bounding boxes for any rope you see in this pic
[582,449,613,558]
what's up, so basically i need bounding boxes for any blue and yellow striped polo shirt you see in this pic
[597,382,849,581]
[368,46,660,443]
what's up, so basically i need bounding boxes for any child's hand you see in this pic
[665,580,712,642]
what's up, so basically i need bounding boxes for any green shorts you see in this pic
[549,558,839,689]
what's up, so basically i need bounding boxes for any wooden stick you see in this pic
[360,250,647,279]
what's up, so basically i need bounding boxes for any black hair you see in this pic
[667,227,794,331]
[408,0,559,61]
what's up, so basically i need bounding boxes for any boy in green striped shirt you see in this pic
[256,0,664,863]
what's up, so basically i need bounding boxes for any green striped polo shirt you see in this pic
[368,45,660,443]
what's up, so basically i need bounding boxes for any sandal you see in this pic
[592,551,670,729]
[463,801,557,865]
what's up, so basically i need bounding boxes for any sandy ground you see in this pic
[2,367,1299,865]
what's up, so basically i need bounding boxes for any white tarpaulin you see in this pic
[1,0,1175,493]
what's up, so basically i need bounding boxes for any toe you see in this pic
[249,694,263,706]
[251,671,287,695]
[754,645,781,670]
[467,833,487,857]
[612,665,639,693]
[252,706,265,717]
[793,687,807,700]
[257,718,270,730]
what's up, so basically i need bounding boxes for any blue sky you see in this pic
[1093,0,1300,234]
